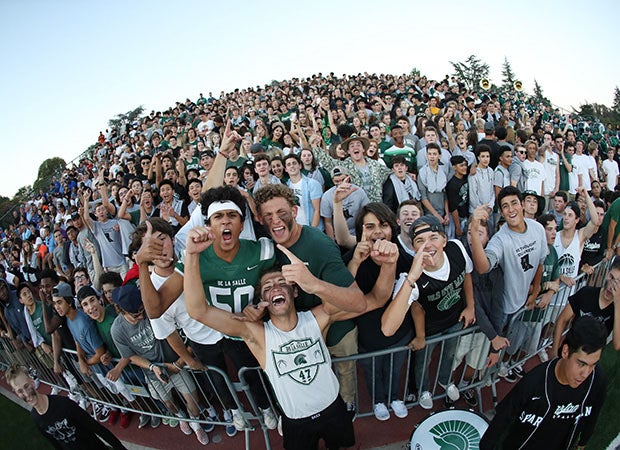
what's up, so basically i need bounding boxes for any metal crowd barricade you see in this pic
[0,341,263,450]
[488,259,610,407]
[0,258,611,449]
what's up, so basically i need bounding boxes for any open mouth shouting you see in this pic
[271,294,286,306]
[222,228,233,242]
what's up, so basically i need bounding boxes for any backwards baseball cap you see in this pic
[76,285,98,302]
[52,282,73,299]
[200,150,216,159]
[409,215,445,240]
[111,285,143,314]
[484,121,495,132]
[250,143,265,154]
[331,166,349,177]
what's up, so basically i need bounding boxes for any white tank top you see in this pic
[263,310,339,419]
[554,231,581,280]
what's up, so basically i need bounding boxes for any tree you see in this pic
[501,57,516,88]
[13,185,32,202]
[32,157,66,194]
[108,105,144,133]
[613,86,620,113]
[410,67,421,78]
[533,79,550,106]
[449,54,490,91]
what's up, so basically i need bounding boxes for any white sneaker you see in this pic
[419,391,433,410]
[190,420,209,445]
[538,349,549,362]
[179,420,192,435]
[261,407,278,430]
[231,409,245,431]
[445,383,460,401]
[373,402,390,421]
[390,400,408,418]
[497,362,509,378]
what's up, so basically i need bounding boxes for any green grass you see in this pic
[0,392,53,449]
[587,344,620,449]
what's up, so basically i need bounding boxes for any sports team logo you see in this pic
[411,409,488,450]
[429,420,482,449]
[272,338,326,385]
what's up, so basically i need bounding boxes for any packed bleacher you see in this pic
[1,70,619,448]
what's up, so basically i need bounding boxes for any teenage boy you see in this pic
[480,316,607,450]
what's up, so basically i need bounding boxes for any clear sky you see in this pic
[1,0,618,198]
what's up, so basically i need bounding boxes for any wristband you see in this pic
[148,363,155,371]
[172,362,182,370]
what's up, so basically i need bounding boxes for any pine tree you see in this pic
[613,86,620,113]
[450,55,490,91]
[501,57,516,87]
[533,79,543,99]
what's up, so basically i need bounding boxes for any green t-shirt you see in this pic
[226,156,248,169]
[184,157,201,171]
[602,197,620,248]
[30,302,53,346]
[277,226,356,346]
[176,238,276,338]
[96,305,120,358]
[558,152,572,192]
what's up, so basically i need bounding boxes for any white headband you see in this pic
[206,201,243,221]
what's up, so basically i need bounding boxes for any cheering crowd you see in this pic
[1,70,619,450]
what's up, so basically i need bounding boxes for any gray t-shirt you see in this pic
[485,218,547,314]
[320,183,369,234]
[111,315,176,364]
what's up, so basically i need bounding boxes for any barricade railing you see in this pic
[0,259,610,449]
[488,259,610,407]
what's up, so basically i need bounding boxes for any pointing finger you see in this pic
[145,220,153,237]
[277,244,303,264]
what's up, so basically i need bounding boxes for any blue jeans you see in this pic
[359,332,412,404]
[414,322,462,392]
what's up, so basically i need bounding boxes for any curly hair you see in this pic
[254,184,297,214]
[200,185,247,223]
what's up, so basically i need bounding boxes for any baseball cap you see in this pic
[52,282,73,299]
[111,285,143,314]
[250,143,265,154]
[331,166,349,177]
[484,121,495,132]
[410,215,445,240]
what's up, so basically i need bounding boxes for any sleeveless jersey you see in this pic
[177,238,275,339]
[264,310,339,419]
[417,240,467,336]
[554,231,581,280]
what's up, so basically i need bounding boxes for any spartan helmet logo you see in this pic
[430,420,482,449]
[294,354,307,366]
[520,254,533,272]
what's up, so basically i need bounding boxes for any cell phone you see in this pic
[291,112,297,122]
